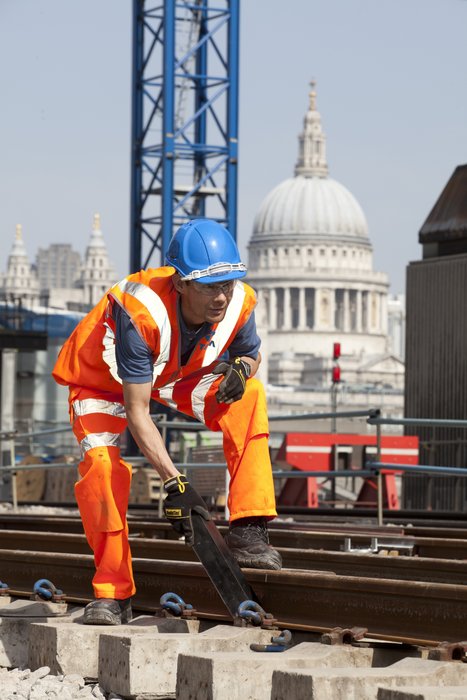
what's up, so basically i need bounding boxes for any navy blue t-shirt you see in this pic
[113,302,260,383]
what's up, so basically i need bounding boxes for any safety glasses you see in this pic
[189,280,236,297]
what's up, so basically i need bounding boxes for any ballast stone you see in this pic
[270,658,467,700]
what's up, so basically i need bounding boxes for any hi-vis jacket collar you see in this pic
[180,262,247,281]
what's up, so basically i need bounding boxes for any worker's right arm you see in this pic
[123,380,210,544]
[122,380,181,481]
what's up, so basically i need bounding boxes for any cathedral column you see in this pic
[356,290,362,332]
[380,293,388,335]
[298,287,306,329]
[343,289,350,332]
[329,289,336,330]
[314,288,321,330]
[268,287,277,330]
[283,287,291,329]
[371,291,382,332]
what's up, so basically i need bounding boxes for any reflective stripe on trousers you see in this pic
[68,377,277,598]
[70,396,135,600]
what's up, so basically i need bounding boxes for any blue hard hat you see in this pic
[166,219,247,283]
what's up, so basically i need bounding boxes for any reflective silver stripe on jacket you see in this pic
[72,398,126,419]
[191,373,219,423]
[80,432,121,456]
[102,320,122,385]
[202,282,248,367]
[118,279,172,384]
[157,382,178,411]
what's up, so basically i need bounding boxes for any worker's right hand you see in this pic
[163,475,211,546]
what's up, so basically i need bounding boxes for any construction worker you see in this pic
[52,218,281,625]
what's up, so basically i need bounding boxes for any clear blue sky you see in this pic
[1,0,466,294]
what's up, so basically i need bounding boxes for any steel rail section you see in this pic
[1,530,467,585]
[0,549,466,644]
[2,512,467,544]
[4,512,467,542]
[0,515,467,558]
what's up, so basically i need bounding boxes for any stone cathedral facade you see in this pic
[247,83,404,411]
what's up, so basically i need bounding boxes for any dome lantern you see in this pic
[294,80,328,178]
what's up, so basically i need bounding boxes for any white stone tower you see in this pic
[0,224,39,305]
[78,214,118,307]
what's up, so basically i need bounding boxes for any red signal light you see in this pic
[333,342,341,360]
[332,365,341,383]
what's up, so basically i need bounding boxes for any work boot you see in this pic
[225,517,282,570]
[83,597,132,625]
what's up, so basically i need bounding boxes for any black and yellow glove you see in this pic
[212,357,251,404]
[163,475,210,545]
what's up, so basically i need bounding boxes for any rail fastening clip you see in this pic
[32,578,65,602]
[250,629,293,652]
[237,600,277,628]
[160,592,196,618]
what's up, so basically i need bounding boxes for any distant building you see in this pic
[246,82,404,416]
[405,164,467,474]
[0,215,119,434]
[74,213,118,307]
[36,244,82,291]
[0,214,118,312]
[0,224,39,305]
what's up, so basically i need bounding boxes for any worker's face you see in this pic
[175,277,235,326]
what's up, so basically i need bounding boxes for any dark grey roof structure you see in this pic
[419,164,467,258]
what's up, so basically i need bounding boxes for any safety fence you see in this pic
[1,410,467,523]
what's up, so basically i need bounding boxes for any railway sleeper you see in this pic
[0,599,467,699]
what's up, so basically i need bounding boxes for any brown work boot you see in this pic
[83,597,132,625]
[225,517,282,570]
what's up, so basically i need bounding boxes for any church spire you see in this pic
[88,212,105,249]
[294,80,328,178]
[10,223,29,257]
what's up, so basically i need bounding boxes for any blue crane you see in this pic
[130,0,240,272]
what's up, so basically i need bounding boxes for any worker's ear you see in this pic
[172,273,186,294]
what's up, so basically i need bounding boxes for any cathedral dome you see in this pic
[250,81,369,247]
[252,175,368,241]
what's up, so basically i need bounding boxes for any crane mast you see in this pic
[130,0,240,272]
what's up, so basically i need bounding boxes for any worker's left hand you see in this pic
[163,475,210,546]
[212,357,251,404]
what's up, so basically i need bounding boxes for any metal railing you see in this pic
[2,410,467,526]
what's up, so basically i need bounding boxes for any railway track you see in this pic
[1,519,467,645]
[1,513,467,558]
[1,529,467,584]
[1,547,466,645]
[2,512,467,698]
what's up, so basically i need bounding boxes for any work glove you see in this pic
[163,475,210,546]
[212,357,251,404]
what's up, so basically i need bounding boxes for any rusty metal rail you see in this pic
[1,530,467,585]
[0,514,467,559]
[0,548,466,645]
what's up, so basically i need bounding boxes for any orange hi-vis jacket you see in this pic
[52,267,277,600]
[53,267,257,401]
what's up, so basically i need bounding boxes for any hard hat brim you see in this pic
[193,269,247,284]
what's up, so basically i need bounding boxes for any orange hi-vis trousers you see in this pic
[69,376,277,600]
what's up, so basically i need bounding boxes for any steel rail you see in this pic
[1,529,467,585]
[0,514,466,559]
[0,548,465,645]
